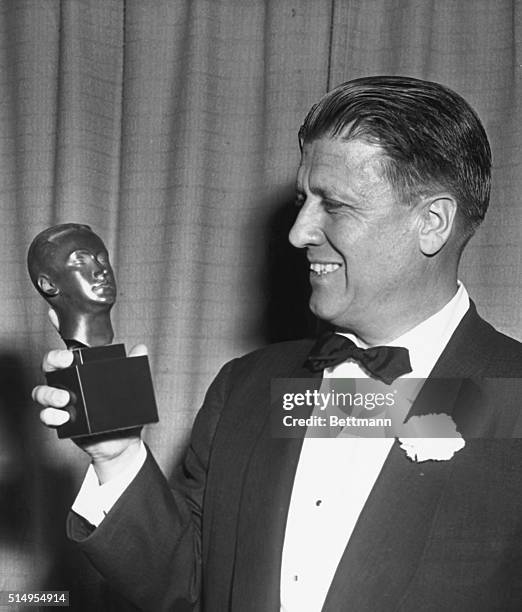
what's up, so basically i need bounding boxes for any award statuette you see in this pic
[28,223,158,439]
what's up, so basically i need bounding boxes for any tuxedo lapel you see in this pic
[406,301,493,433]
[322,441,453,611]
[322,301,490,611]
[230,358,321,611]
[421,300,490,379]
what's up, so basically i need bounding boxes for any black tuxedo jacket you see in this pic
[68,303,522,611]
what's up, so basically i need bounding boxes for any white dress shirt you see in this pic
[280,283,470,611]
[72,440,147,526]
[73,284,470,611]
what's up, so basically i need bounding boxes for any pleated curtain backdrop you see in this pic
[0,0,520,607]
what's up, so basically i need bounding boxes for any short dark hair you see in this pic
[299,76,491,237]
[27,223,94,292]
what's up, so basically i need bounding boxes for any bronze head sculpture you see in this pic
[27,223,117,349]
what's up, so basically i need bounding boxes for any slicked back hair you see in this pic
[299,76,491,239]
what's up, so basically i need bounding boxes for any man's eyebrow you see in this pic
[295,182,353,201]
[313,185,348,201]
[295,183,333,196]
[315,187,335,199]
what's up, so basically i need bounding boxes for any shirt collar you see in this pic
[338,282,470,379]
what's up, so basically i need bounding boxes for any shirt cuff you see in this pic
[71,441,147,528]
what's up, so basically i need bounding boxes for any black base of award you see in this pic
[46,344,158,439]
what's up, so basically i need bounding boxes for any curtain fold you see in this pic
[0,0,520,606]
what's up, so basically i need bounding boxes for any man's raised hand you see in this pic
[32,345,148,483]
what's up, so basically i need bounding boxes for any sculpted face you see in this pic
[289,137,423,337]
[40,230,116,312]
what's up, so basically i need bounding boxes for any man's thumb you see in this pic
[129,343,148,357]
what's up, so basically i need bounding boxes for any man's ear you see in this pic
[418,195,458,256]
[37,274,59,297]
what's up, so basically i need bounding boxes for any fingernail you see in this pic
[52,389,69,406]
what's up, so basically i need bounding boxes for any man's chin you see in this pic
[309,299,348,329]
[309,295,367,332]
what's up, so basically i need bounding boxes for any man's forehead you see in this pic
[297,137,388,187]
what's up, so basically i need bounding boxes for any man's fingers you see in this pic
[40,407,70,427]
[32,384,70,408]
[129,343,148,357]
[42,349,74,373]
[34,384,71,428]
[42,346,147,368]
[36,345,146,431]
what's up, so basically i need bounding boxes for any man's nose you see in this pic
[288,200,324,248]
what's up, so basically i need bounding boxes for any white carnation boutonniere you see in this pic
[398,413,465,463]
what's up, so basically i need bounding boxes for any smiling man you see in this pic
[292,80,484,345]
[293,137,447,343]
[33,77,522,611]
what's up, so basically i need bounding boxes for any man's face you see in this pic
[48,231,116,311]
[289,137,423,337]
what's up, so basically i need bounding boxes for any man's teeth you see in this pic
[310,263,341,276]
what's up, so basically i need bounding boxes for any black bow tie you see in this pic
[304,331,412,384]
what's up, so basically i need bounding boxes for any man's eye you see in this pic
[323,199,344,212]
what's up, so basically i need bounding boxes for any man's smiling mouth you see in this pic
[310,262,342,276]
